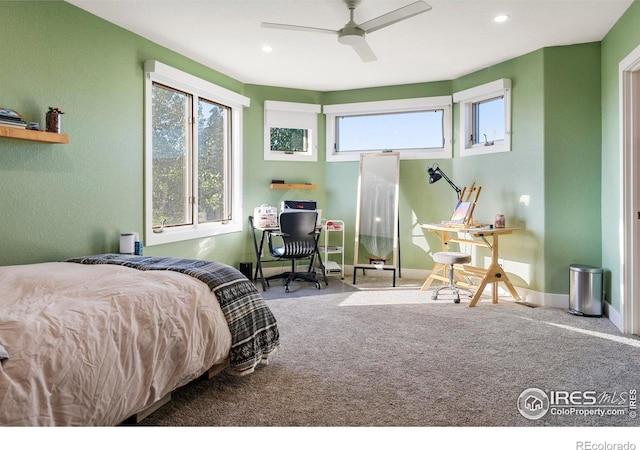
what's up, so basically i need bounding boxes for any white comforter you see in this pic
[0,262,232,426]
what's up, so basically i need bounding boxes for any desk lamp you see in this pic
[427,164,461,201]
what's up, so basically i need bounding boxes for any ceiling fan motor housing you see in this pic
[338,26,366,45]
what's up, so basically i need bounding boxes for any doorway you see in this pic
[620,44,640,335]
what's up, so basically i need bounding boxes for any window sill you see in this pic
[460,140,510,157]
[145,222,242,246]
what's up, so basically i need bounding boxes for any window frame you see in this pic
[264,100,320,162]
[453,78,512,157]
[324,96,452,162]
[144,60,250,246]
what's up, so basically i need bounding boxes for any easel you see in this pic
[458,182,482,227]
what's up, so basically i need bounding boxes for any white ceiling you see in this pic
[67,0,632,91]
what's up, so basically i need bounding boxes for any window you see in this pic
[264,100,320,161]
[473,96,505,145]
[453,79,511,157]
[336,110,444,152]
[270,127,309,153]
[144,61,250,246]
[324,96,452,162]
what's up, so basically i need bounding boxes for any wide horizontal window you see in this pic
[336,110,444,152]
[325,96,452,161]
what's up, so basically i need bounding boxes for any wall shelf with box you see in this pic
[0,126,69,144]
[269,183,316,190]
[319,219,345,279]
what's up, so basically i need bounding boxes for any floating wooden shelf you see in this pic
[0,126,69,144]
[269,183,316,190]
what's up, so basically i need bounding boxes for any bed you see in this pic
[0,254,279,426]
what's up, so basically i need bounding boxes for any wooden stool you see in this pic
[431,251,472,303]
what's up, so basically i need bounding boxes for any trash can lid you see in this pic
[570,264,603,273]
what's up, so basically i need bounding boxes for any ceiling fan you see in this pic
[261,0,432,62]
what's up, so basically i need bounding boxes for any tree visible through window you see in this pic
[151,82,230,229]
[270,127,308,152]
[198,98,229,223]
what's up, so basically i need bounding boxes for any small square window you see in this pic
[270,127,309,153]
[454,79,511,157]
[472,96,505,145]
[264,101,320,161]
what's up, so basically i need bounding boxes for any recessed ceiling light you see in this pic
[262,45,273,53]
[494,15,509,23]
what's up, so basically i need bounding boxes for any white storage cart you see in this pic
[319,219,345,279]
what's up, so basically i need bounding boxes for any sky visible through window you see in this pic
[474,96,505,143]
[337,110,444,151]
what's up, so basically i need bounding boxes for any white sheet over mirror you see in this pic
[353,152,400,274]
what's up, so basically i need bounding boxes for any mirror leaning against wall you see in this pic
[353,152,400,286]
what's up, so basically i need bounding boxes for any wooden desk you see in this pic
[420,223,521,307]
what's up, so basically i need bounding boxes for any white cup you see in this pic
[120,233,135,254]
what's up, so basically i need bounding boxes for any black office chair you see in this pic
[268,210,326,292]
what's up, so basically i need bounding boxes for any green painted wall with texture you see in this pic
[0,1,246,266]
[3,0,638,304]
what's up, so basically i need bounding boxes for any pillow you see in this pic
[0,344,8,360]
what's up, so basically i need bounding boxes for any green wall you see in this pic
[450,51,547,293]
[241,84,325,264]
[543,44,602,294]
[2,0,637,304]
[0,1,251,266]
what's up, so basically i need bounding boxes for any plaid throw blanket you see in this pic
[67,254,279,376]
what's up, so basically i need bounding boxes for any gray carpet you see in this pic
[140,276,640,427]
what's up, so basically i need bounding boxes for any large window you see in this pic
[453,79,511,157]
[324,96,452,161]
[144,61,249,246]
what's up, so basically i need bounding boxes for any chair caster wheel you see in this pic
[454,298,460,304]
[315,282,321,289]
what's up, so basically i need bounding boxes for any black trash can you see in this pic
[239,262,253,281]
[568,264,603,317]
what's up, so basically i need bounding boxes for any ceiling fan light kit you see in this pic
[261,0,432,62]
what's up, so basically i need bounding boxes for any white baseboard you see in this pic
[516,287,569,309]
[258,265,621,330]
[604,301,623,332]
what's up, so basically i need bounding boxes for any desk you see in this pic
[249,216,326,291]
[420,223,521,306]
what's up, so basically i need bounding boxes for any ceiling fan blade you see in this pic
[358,1,431,33]
[261,22,337,35]
[351,40,377,62]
